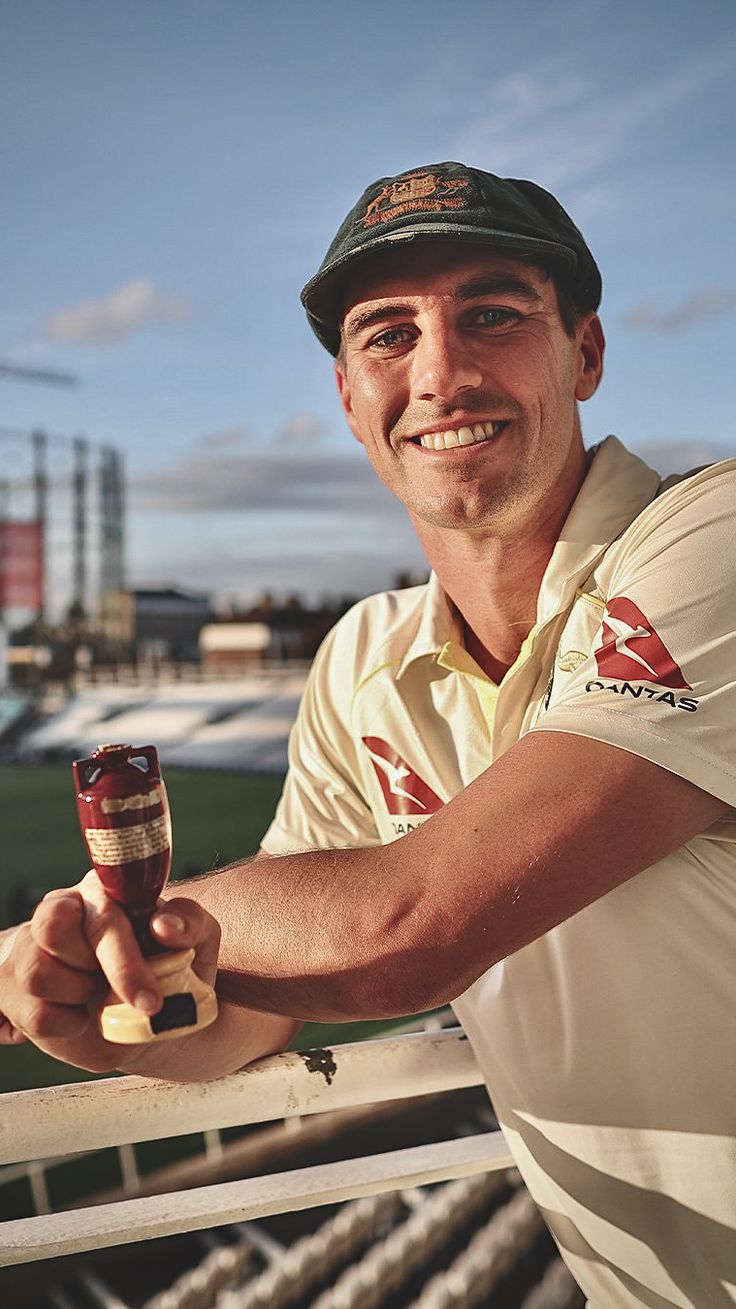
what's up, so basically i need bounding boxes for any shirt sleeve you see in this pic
[531,462,736,810]
[260,620,381,855]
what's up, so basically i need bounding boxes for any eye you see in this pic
[470,307,521,329]
[368,325,415,351]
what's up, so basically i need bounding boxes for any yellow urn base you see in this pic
[99,948,218,1044]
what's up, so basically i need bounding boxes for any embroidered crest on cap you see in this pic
[362,736,443,815]
[593,597,692,690]
[361,172,470,229]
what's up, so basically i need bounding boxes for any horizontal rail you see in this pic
[0,1028,483,1165]
[0,1131,514,1265]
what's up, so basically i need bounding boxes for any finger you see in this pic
[5,997,91,1042]
[11,937,100,1006]
[31,891,99,972]
[150,897,221,984]
[78,873,162,1015]
[1,919,95,1041]
[0,1016,29,1045]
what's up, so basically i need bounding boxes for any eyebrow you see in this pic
[343,274,544,341]
[455,275,544,305]
[343,304,415,341]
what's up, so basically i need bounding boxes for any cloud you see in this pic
[198,424,252,450]
[635,439,735,474]
[128,434,426,603]
[43,278,191,346]
[449,39,736,202]
[622,288,736,334]
[276,413,329,444]
[132,435,394,517]
[131,536,427,607]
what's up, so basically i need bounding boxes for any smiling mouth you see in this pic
[412,421,508,451]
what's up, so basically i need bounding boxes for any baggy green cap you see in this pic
[301,161,602,355]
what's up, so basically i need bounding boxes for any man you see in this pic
[1,163,735,1307]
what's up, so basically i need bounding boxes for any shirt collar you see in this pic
[395,436,662,679]
[536,435,661,623]
[394,571,460,679]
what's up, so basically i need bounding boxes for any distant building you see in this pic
[99,578,428,674]
[199,621,271,673]
[200,596,351,673]
[105,587,213,665]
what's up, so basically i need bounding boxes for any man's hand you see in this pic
[0,871,221,1072]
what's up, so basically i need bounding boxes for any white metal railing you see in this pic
[0,1028,514,1267]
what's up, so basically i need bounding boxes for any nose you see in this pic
[410,320,484,403]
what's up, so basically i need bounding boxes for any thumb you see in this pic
[149,897,221,989]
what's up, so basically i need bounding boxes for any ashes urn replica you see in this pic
[73,743,217,1044]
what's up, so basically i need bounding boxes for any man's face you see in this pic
[335,242,604,539]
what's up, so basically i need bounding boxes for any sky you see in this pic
[1,0,735,613]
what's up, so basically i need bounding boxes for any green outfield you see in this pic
[0,762,285,916]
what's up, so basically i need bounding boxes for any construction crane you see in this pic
[0,359,78,387]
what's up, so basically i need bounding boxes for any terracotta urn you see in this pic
[73,744,217,1043]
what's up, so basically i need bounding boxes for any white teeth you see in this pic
[418,421,504,450]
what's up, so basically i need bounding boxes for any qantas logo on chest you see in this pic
[593,596,692,690]
[362,736,444,816]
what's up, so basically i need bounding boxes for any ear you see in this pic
[335,361,365,446]
[575,314,605,402]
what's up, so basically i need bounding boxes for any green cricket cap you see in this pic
[301,161,602,355]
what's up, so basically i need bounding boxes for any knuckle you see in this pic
[6,921,30,954]
[79,868,101,893]
[33,900,77,952]
[41,883,82,903]
[0,1019,27,1045]
[23,999,57,1039]
[84,895,123,940]
[76,971,99,1002]
[79,870,112,914]
[25,998,86,1040]
[18,952,52,998]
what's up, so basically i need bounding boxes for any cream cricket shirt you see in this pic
[262,436,736,1308]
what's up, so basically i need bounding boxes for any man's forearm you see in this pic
[8,993,300,1082]
[119,1000,301,1083]
[172,843,443,1022]
[166,730,731,1029]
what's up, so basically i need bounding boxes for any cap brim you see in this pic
[301,224,580,356]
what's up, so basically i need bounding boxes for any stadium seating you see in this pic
[18,672,308,772]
